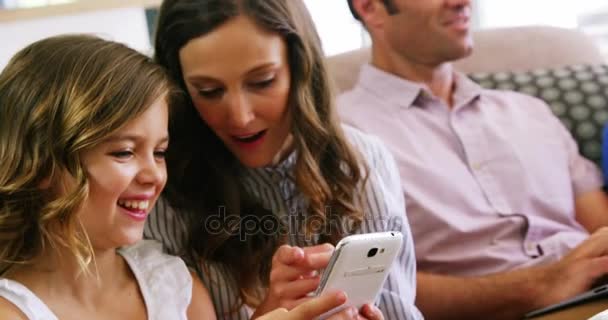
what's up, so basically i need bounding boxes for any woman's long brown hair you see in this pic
[155,0,366,308]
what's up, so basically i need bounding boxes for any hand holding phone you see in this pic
[253,243,335,318]
[314,232,403,319]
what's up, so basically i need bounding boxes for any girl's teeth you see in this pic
[118,200,149,210]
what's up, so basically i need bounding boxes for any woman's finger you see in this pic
[288,291,348,319]
[269,277,322,303]
[360,304,384,320]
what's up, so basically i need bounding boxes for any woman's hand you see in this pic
[359,304,384,320]
[259,297,385,320]
[257,291,346,320]
[323,303,384,320]
[252,243,334,318]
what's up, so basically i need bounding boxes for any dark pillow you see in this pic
[469,65,608,165]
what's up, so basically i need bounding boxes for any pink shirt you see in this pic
[338,64,603,276]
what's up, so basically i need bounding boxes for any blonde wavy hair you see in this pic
[0,35,173,274]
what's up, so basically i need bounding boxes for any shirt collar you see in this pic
[356,64,483,110]
[452,72,483,110]
[356,64,424,110]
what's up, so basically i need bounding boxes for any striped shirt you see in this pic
[145,126,423,320]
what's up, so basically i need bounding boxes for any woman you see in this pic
[146,1,422,319]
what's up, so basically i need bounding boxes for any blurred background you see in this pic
[0,0,607,70]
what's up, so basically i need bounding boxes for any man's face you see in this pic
[382,0,474,66]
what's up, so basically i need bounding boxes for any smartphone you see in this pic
[314,231,403,319]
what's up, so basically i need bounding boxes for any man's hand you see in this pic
[535,227,608,309]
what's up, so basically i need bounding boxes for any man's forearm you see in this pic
[416,268,546,320]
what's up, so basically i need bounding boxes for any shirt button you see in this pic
[471,163,483,170]
[525,243,542,257]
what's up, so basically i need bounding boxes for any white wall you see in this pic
[0,7,151,71]
[477,0,606,28]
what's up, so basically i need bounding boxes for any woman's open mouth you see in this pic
[231,130,267,147]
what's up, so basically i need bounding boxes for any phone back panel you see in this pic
[316,232,403,317]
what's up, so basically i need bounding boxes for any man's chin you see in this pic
[449,41,474,62]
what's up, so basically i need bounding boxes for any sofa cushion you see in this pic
[469,65,608,165]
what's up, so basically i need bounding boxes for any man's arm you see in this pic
[417,228,608,320]
[416,270,542,320]
[575,190,608,233]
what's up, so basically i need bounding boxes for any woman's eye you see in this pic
[197,88,224,99]
[250,77,275,89]
[110,150,133,159]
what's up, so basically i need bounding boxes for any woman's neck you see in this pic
[270,134,294,166]
[6,246,132,308]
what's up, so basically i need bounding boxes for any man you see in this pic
[339,0,608,319]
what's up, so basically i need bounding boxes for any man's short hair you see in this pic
[347,0,398,21]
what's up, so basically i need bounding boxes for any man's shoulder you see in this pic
[479,85,547,105]
[336,84,376,109]
[336,84,389,128]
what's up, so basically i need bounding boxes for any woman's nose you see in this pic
[227,92,255,127]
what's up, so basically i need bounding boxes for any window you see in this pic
[2,0,76,9]
[304,0,366,56]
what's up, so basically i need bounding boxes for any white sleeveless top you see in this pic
[0,240,192,320]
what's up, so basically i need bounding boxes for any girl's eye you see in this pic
[110,150,133,159]
[154,150,167,159]
[250,77,275,89]
[197,88,224,99]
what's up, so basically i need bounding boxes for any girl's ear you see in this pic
[38,176,52,190]
[38,166,58,190]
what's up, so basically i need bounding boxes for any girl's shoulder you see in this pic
[0,278,57,320]
[119,240,193,318]
[119,240,191,286]
[0,296,29,320]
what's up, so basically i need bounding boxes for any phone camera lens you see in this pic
[367,248,378,257]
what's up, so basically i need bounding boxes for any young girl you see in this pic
[146,1,422,319]
[0,34,213,319]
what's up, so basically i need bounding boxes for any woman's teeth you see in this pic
[117,200,149,210]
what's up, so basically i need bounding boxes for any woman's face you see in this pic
[76,97,169,250]
[179,15,292,168]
